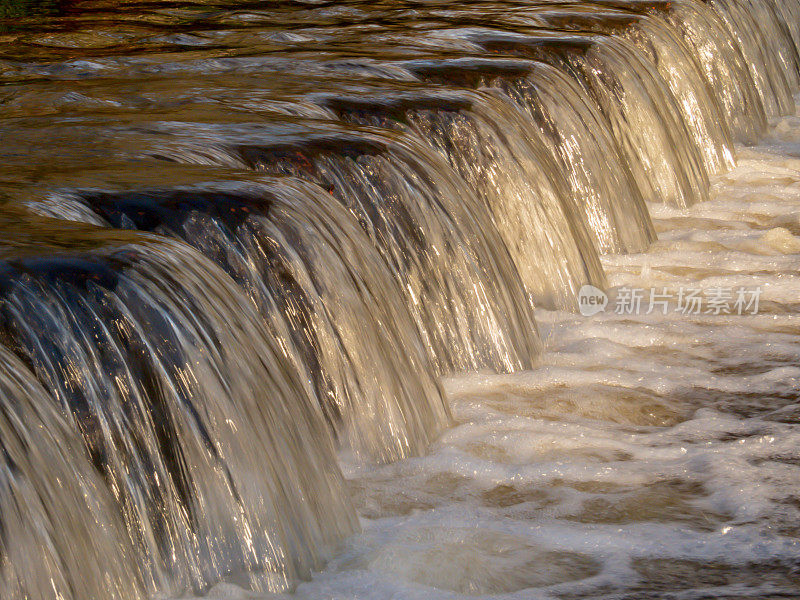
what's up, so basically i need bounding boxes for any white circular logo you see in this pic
[578,285,608,316]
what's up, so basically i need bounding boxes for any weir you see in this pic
[0,0,799,597]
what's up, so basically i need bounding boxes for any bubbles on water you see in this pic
[340,528,601,595]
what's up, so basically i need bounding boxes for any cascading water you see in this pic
[140,124,543,372]
[409,58,656,254]
[475,29,712,207]
[710,0,797,116]
[0,0,799,597]
[523,5,737,174]
[322,90,607,309]
[0,211,357,595]
[0,345,146,600]
[34,180,449,463]
[653,0,769,142]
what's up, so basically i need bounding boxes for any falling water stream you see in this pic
[0,0,799,598]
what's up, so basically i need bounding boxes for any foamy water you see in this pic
[187,102,800,600]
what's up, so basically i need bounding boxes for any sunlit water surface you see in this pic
[1,1,799,599]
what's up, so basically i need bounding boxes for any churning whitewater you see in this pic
[0,0,799,598]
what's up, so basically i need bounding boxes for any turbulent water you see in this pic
[0,0,799,598]
[283,117,800,600]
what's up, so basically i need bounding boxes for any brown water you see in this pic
[0,0,799,598]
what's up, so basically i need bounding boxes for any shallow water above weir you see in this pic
[0,0,799,599]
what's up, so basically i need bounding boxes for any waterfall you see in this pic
[324,90,608,309]
[473,30,711,207]
[409,58,656,254]
[709,0,797,116]
[0,211,356,595]
[657,0,769,142]
[0,346,146,600]
[127,125,544,373]
[531,6,737,174]
[1,0,800,596]
[36,180,450,463]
